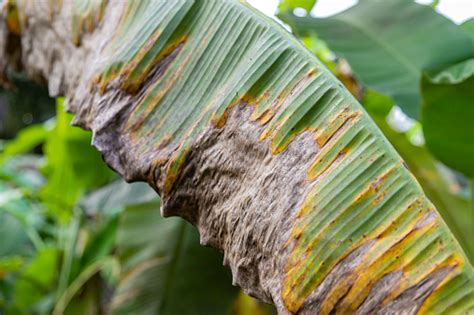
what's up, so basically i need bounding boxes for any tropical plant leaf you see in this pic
[114,202,239,315]
[41,100,114,221]
[1,1,473,314]
[83,180,239,315]
[278,0,317,13]
[421,58,474,177]
[462,18,474,40]
[0,158,45,257]
[13,247,59,311]
[363,89,473,261]
[80,180,157,218]
[53,257,116,315]
[280,0,474,118]
[0,122,50,160]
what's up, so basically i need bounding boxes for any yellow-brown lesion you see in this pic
[121,36,188,94]
[282,187,465,314]
[5,0,21,36]
[71,0,107,46]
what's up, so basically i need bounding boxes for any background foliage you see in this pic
[0,0,472,314]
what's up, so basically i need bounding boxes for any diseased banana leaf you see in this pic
[363,90,473,262]
[1,0,473,314]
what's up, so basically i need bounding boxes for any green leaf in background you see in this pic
[41,99,114,221]
[53,257,117,315]
[79,215,119,269]
[0,155,45,190]
[278,0,317,13]
[84,180,238,315]
[0,123,50,160]
[0,211,30,257]
[421,58,474,177]
[0,256,23,275]
[81,180,157,218]
[113,205,238,315]
[462,18,474,40]
[80,180,240,314]
[0,159,45,258]
[13,247,59,311]
[280,0,474,118]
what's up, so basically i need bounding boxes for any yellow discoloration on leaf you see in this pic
[164,142,192,196]
[356,166,396,202]
[124,52,192,136]
[384,255,461,305]
[71,0,107,46]
[283,168,395,293]
[259,68,317,142]
[211,93,247,129]
[281,191,446,313]
[417,266,472,314]
[307,149,348,183]
[319,274,357,314]
[5,0,21,35]
[336,211,442,312]
[121,35,187,94]
[333,199,425,310]
[314,107,361,147]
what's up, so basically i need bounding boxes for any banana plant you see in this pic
[0,0,472,314]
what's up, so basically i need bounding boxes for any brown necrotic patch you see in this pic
[156,104,320,311]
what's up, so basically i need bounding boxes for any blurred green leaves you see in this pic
[0,98,242,314]
[83,180,239,315]
[280,0,474,119]
[422,59,474,177]
[462,18,474,40]
[13,247,59,311]
[41,99,114,221]
[1,123,50,159]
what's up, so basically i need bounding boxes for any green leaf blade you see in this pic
[422,59,474,177]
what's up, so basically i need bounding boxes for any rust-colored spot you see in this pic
[164,143,192,196]
[306,147,348,182]
[210,94,247,129]
[213,108,230,129]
